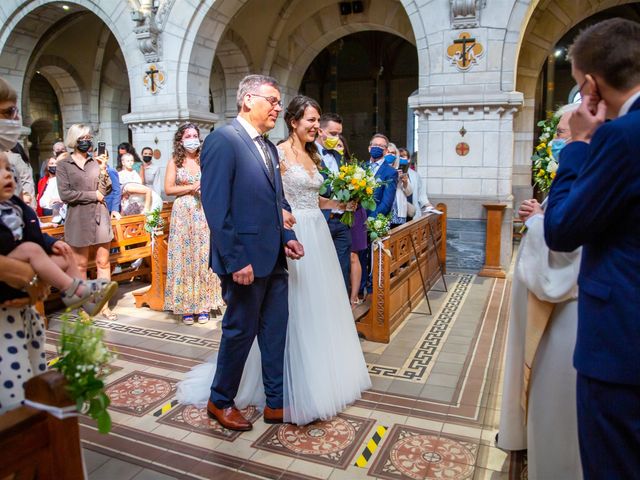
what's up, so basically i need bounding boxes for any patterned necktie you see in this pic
[255,135,275,182]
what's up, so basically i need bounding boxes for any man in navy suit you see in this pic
[200,75,304,431]
[315,113,351,289]
[544,19,640,478]
[363,134,398,292]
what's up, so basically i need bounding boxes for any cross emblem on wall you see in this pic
[143,64,166,94]
[447,32,484,71]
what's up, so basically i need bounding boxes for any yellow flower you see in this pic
[353,184,360,191]
[339,173,345,180]
[546,146,552,156]
[340,166,347,172]
[537,142,546,151]
[537,169,545,177]
[550,172,556,179]
[351,178,358,185]
[366,187,373,195]
[359,179,366,187]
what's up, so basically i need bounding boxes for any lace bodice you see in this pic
[278,150,323,210]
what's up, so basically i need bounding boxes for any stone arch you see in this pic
[507,0,638,205]
[269,0,417,94]
[29,56,89,131]
[213,29,252,122]
[99,47,131,153]
[0,0,138,108]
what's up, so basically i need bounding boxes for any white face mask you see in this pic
[182,138,200,152]
[0,119,22,151]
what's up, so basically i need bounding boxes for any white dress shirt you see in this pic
[236,115,269,168]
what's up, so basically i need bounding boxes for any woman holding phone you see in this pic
[56,124,117,319]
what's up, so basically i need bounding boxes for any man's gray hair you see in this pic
[555,102,581,117]
[236,74,280,111]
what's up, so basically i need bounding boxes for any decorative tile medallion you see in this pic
[253,414,375,469]
[106,371,176,416]
[158,404,261,441]
[369,424,478,480]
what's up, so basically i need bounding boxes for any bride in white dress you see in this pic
[177,95,371,425]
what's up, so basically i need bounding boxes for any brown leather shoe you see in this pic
[264,406,284,424]
[207,400,252,431]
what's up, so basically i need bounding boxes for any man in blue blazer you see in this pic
[544,19,640,478]
[367,133,398,218]
[200,75,304,431]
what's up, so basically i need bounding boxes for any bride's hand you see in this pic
[284,240,304,260]
[345,200,357,212]
[283,209,296,229]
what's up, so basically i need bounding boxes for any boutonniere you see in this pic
[262,133,269,141]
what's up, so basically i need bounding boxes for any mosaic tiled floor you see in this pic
[45,273,523,479]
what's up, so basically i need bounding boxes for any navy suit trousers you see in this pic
[327,217,351,290]
[577,373,640,478]
[210,266,288,409]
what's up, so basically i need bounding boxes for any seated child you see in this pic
[119,153,160,214]
[0,152,117,316]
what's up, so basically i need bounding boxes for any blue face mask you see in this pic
[550,138,567,161]
[370,146,385,159]
[383,154,396,164]
[399,158,409,166]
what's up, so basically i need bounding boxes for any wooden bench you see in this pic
[355,204,447,343]
[38,204,172,314]
[0,371,84,479]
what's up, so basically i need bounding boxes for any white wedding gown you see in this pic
[177,156,371,425]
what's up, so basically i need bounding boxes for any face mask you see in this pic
[0,119,22,151]
[142,155,153,163]
[384,153,396,164]
[335,147,344,156]
[323,135,339,150]
[183,139,200,152]
[76,139,93,153]
[48,166,56,175]
[550,138,567,161]
[370,146,385,159]
[399,157,409,166]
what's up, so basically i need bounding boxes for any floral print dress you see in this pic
[164,167,223,314]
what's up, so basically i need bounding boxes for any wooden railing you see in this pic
[356,204,447,343]
[38,204,172,314]
[0,371,84,479]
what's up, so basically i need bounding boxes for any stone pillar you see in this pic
[410,91,522,271]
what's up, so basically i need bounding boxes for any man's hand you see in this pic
[284,240,304,260]
[283,209,296,229]
[518,199,543,222]
[569,94,607,143]
[232,264,254,285]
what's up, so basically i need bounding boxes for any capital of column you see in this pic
[122,109,219,133]
[409,90,524,119]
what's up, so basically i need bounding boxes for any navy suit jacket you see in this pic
[316,143,342,221]
[369,161,398,218]
[544,98,640,385]
[200,119,296,278]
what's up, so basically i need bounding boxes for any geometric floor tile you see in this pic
[252,413,376,469]
[157,404,261,441]
[369,424,479,480]
[105,371,177,417]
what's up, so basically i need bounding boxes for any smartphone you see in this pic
[97,141,106,157]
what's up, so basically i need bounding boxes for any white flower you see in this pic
[374,220,383,229]
[547,160,558,173]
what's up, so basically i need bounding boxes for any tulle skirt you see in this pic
[176,208,371,425]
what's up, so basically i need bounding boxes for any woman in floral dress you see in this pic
[164,123,223,324]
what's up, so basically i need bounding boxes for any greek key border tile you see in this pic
[367,273,474,382]
[48,312,219,349]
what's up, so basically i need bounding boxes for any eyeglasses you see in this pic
[0,106,19,120]
[250,94,283,108]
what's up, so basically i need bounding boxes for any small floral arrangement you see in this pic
[144,207,164,236]
[320,159,380,226]
[366,213,392,241]
[53,313,115,433]
[531,115,560,193]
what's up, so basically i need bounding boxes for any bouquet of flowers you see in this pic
[531,115,560,193]
[53,313,115,433]
[144,207,165,236]
[319,160,379,226]
[366,213,392,241]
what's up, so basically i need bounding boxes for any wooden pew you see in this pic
[0,371,84,479]
[355,204,447,343]
[38,204,172,315]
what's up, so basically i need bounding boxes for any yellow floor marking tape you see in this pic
[153,399,178,417]
[355,425,387,468]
